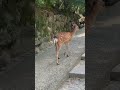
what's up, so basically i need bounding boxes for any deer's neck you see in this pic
[71,28,77,36]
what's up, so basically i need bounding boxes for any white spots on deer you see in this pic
[54,22,79,65]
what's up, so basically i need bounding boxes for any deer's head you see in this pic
[71,22,79,31]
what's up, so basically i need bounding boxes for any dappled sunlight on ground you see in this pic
[74,33,85,38]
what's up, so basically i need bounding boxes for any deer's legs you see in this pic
[56,44,61,65]
[64,43,70,57]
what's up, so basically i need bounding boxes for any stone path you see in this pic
[59,53,85,90]
[35,27,85,90]
[69,60,85,78]
[58,78,85,90]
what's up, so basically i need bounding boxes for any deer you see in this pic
[52,22,79,65]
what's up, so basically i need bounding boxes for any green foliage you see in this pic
[35,15,48,38]
[35,0,85,43]
[36,0,57,8]
[35,0,85,13]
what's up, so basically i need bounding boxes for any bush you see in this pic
[35,0,85,44]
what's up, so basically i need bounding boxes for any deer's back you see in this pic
[57,32,73,44]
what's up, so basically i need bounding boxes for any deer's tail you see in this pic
[53,36,58,45]
[50,31,58,44]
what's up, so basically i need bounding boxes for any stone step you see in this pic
[69,60,85,78]
[81,53,85,60]
[110,64,120,81]
[103,81,120,90]
[58,78,85,90]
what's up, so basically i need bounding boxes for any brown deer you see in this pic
[53,22,79,65]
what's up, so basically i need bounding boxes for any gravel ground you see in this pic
[58,78,85,90]
[35,27,85,90]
